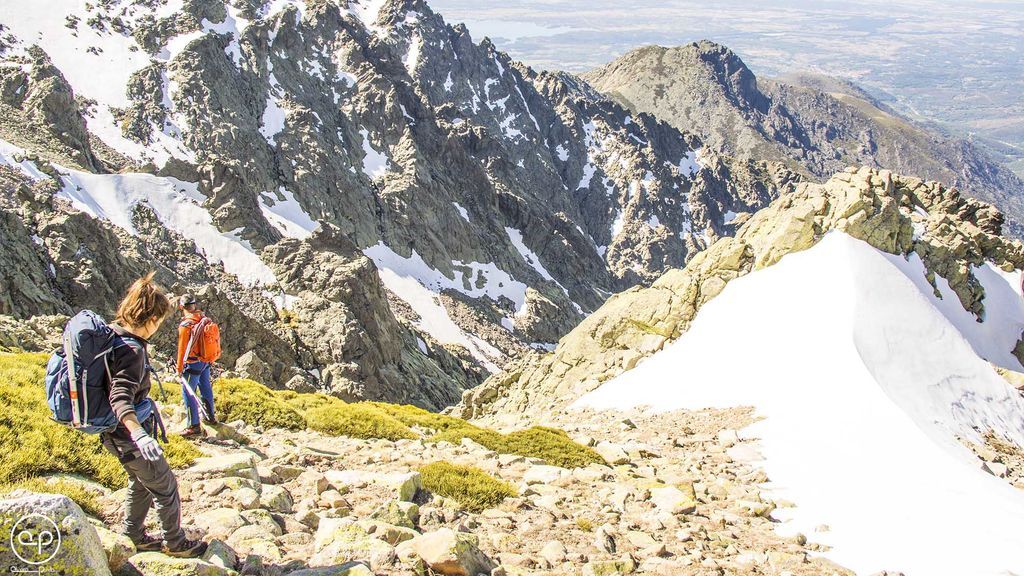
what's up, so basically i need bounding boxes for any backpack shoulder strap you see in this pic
[107,335,144,381]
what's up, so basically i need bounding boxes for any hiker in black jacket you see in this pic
[101,273,206,558]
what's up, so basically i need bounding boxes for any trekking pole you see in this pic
[145,364,168,403]
[165,360,211,422]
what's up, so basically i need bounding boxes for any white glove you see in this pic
[130,428,164,461]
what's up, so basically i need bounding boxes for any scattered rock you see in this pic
[285,563,374,576]
[311,519,395,568]
[594,441,631,465]
[195,508,248,540]
[582,556,637,575]
[523,465,566,485]
[983,461,1008,478]
[650,484,697,515]
[260,484,295,513]
[202,539,238,571]
[717,430,740,448]
[94,524,135,572]
[540,540,567,565]
[370,500,419,529]
[190,452,260,482]
[411,528,497,576]
[388,472,423,502]
[125,552,232,576]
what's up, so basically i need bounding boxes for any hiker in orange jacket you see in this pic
[176,295,217,437]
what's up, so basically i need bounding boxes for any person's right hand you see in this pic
[130,428,163,461]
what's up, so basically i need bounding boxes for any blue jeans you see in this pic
[182,361,214,425]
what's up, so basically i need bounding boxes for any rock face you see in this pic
[457,166,1024,420]
[0,47,102,172]
[0,491,111,575]
[584,41,1024,237]
[0,1,792,407]
[264,225,481,408]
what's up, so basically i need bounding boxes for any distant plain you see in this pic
[432,0,1024,177]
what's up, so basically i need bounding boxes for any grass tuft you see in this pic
[304,396,417,441]
[430,425,605,469]
[213,378,306,430]
[163,434,203,469]
[368,402,472,433]
[419,461,517,512]
[502,427,606,469]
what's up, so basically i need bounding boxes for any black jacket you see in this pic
[105,324,153,441]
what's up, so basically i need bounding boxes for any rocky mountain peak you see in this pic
[0,0,792,408]
[584,40,1024,237]
[456,165,1024,422]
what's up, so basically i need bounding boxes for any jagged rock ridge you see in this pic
[457,165,1024,420]
[583,41,1024,237]
[0,1,790,407]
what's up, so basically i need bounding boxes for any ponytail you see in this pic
[115,272,172,328]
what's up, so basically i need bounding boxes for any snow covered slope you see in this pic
[1,138,279,287]
[577,232,1024,575]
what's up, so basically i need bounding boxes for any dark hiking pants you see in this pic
[100,426,186,548]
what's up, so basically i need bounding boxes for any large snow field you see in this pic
[576,232,1024,575]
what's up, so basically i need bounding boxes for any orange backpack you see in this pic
[186,315,222,363]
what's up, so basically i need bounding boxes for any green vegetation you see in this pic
[221,379,603,467]
[0,352,204,507]
[368,402,472,433]
[304,395,416,441]
[370,402,605,468]
[419,462,517,512]
[575,517,595,532]
[213,378,306,430]
[431,425,605,469]
[0,352,127,489]
[163,434,203,469]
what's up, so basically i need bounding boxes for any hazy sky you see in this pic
[430,0,1024,150]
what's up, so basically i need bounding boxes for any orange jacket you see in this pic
[176,310,204,374]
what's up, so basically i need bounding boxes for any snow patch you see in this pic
[364,243,529,314]
[260,71,287,143]
[611,210,625,238]
[677,149,702,177]
[54,166,277,286]
[555,144,569,162]
[369,252,502,370]
[453,202,470,222]
[505,227,555,282]
[403,33,422,75]
[259,187,319,240]
[349,0,388,36]
[359,128,393,179]
[0,139,50,180]
[577,232,1024,576]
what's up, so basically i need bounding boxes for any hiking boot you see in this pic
[201,416,218,425]
[163,537,207,558]
[131,533,163,552]
[181,424,204,438]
